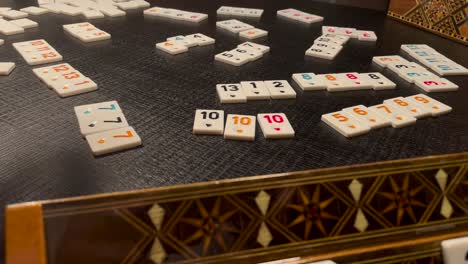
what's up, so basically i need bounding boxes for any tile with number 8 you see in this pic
[383,97,431,118]
[240,81,270,100]
[358,72,396,90]
[292,73,327,91]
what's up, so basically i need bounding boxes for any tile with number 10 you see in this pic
[193,110,224,135]
[224,114,256,141]
[257,113,295,139]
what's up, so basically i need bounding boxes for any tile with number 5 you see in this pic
[193,109,224,135]
[343,105,391,129]
[258,113,294,139]
[321,111,370,138]
[224,114,256,141]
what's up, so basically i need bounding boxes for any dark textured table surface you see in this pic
[0,0,467,253]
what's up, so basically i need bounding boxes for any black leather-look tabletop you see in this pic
[0,0,467,255]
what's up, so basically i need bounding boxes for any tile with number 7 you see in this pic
[368,104,416,128]
[193,109,224,135]
[86,126,142,156]
[78,112,129,137]
[224,114,256,141]
[405,94,452,117]
[342,105,391,129]
[258,113,295,139]
[321,111,370,138]
[74,101,122,118]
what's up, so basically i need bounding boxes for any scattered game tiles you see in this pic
[0,62,15,76]
[217,6,263,18]
[306,34,349,60]
[215,42,269,66]
[144,6,208,22]
[216,80,296,103]
[32,63,98,97]
[193,110,295,141]
[400,44,468,76]
[276,8,323,24]
[322,26,378,41]
[63,22,111,43]
[372,55,459,92]
[156,33,215,55]
[13,39,63,65]
[321,94,451,138]
[216,19,268,40]
[292,72,396,91]
[74,101,142,156]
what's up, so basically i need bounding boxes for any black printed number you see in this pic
[201,111,219,120]
[368,74,381,79]
[273,81,284,88]
[221,85,239,91]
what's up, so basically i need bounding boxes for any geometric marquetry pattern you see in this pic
[388,0,468,45]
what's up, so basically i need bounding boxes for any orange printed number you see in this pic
[353,107,367,115]
[113,131,134,138]
[394,99,408,106]
[332,113,348,122]
[53,65,70,72]
[233,116,251,125]
[63,72,81,79]
[415,96,429,103]
[377,105,392,113]
[42,52,57,58]
[325,74,336,81]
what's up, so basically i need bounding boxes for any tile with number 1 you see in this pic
[240,81,270,100]
[224,114,256,141]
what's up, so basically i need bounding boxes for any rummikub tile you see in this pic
[156,41,188,55]
[372,55,409,68]
[53,78,98,97]
[167,35,197,48]
[83,10,105,19]
[1,10,28,19]
[224,114,256,141]
[185,33,215,46]
[322,26,338,34]
[321,111,370,138]
[405,94,452,116]
[257,113,295,139]
[336,72,373,90]
[383,97,431,118]
[193,109,224,135]
[292,73,327,91]
[215,51,250,66]
[337,27,357,38]
[74,101,122,118]
[0,62,15,75]
[264,80,296,99]
[230,47,263,61]
[86,126,142,156]
[240,81,270,100]
[0,39,4,46]
[238,42,269,54]
[398,70,437,83]
[13,39,63,65]
[441,236,468,264]
[430,63,468,76]
[10,18,38,29]
[414,77,459,92]
[0,19,25,35]
[305,46,339,60]
[216,83,247,103]
[318,74,355,92]
[20,6,49,15]
[357,30,377,41]
[343,105,391,129]
[314,36,342,46]
[368,104,416,128]
[239,28,268,40]
[78,112,129,136]
[359,72,396,90]
[312,41,343,52]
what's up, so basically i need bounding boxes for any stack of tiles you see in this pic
[156,33,215,55]
[143,6,208,23]
[32,63,98,97]
[38,0,149,18]
[63,22,111,43]
[277,8,323,24]
[401,44,468,76]
[216,80,296,103]
[215,42,269,66]
[0,15,39,35]
[217,6,263,18]
[292,72,396,92]
[20,6,49,15]
[75,101,142,156]
[13,39,63,65]
[322,94,451,138]
[216,19,268,40]
[0,9,28,19]
[0,62,16,76]
[193,110,295,141]
[373,55,459,92]
[322,26,378,41]
[305,34,349,60]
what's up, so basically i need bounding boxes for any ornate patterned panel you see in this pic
[388,0,468,45]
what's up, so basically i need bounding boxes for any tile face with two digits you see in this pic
[86,126,142,156]
[336,72,373,90]
[321,111,370,138]
[343,105,391,129]
[292,73,327,91]
[13,39,63,65]
[224,114,256,141]
[441,236,468,264]
[216,83,247,103]
[257,113,294,139]
[240,81,270,100]
[193,110,224,135]
[359,72,396,90]
[74,101,122,118]
[78,112,129,136]
[405,94,451,116]
[368,104,416,128]
[383,97,431,118]
[264,80,296,99]
[318,74,355,92]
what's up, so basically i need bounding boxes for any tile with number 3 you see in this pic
[258,113,295,139]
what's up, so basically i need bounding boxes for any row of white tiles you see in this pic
[63,22,111,43]
[74,101,142,155]
[276,8,323,24]
[143,6,207,22]
[322,26,378,41]
[292,72,396,91]
[217,6,263,18]
[216,19,268,40]
[400,44,468,76]
[37,0,149,18]
[193,111,295,140]
[216,80,296,103]
[373,55,459,92]
[215,42,270,66]
[305,34,349,60]
[156,33,215,55]
[321,94,452,137]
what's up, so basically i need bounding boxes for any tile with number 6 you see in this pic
[321,111,370,138]
[193,109,224,135]
[258,113,295,139]
[86,126,142,156]
[224,114,256,141]
[343,105,391,129]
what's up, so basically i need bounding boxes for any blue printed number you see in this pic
[302,74,312,80]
